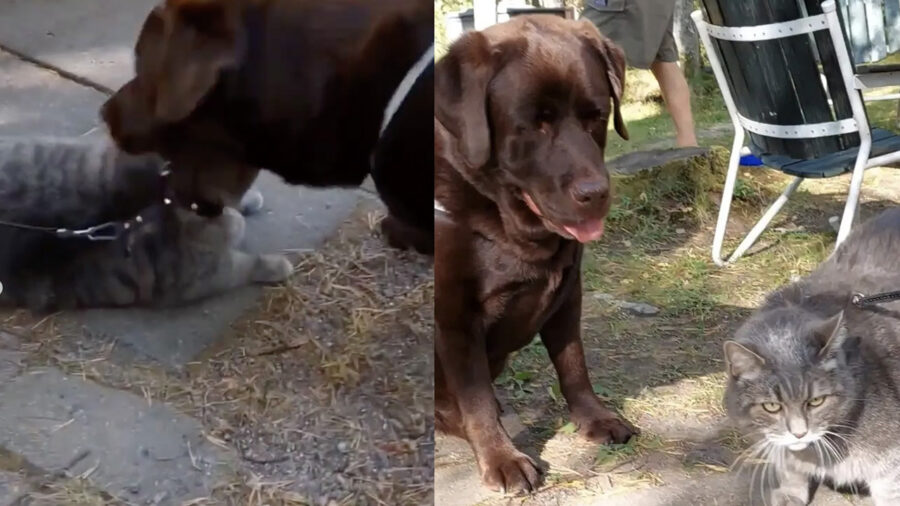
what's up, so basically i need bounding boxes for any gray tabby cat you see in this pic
[0,135,291,311]
[723,208,900,506]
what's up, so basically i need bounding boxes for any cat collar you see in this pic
[851,290,900,308]
[0,165,177,242]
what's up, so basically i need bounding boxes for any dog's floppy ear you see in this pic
[436,32,522,169]
[578,22,629,140]
[143,0,242,122]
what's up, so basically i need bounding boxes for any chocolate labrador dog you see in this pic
[435,15,635,494]
[101,0,433,252]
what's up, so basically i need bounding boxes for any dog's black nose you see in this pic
[571,179,609,205]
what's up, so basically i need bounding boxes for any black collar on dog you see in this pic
[381,46,434,139]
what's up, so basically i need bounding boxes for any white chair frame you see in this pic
[692,0,900,266]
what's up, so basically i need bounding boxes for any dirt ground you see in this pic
[0,198,434,505]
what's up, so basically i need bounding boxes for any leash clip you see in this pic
[850,290,900,308]
[56,222,121,241]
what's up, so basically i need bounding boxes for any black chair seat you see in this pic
[749,128,900,178]
[856,63,900,74]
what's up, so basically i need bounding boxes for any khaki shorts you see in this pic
[581,0,678,69]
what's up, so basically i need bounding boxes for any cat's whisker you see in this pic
[823,430,851,446]
[824,422,858,433]
[813,439,826,467]
[747,444,767,506]
[733,434,770,465]
[824,438,838,465]
[764,445,784,506]
[751,443,777,506]
[822,431,851,461]
[732,438,770,473]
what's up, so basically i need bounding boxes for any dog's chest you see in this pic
[482,245,580,356]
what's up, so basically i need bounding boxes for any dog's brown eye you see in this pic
[579,109,606,133]
[580,108,604,121]
[535,107,555,124]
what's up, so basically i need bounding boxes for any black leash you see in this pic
[0,217,125,241]
[0,163,177,242]
[851,290,900,308]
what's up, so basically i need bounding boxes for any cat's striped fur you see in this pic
[0,136,291,311]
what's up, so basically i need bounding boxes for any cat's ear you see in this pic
[723,341,766,381]
[815,311,846,360]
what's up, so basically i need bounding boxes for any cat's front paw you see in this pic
[239,189,264,216]
[252,254,293,283]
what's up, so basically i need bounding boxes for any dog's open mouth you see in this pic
[523,193,606,243]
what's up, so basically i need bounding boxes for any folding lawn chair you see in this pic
[692,0,900,266]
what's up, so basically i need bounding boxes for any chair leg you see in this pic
[835,132,872,247]
[712,132,745,266]
[727,176,802,263]
[712,131,805,265]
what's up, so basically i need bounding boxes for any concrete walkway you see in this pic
[0,0,376,503]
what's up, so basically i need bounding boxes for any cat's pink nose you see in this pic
[791,429,807,439]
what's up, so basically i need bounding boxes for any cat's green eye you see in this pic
[761,402,782,413]
[807,396,827,407]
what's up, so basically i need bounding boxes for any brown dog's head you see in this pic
[101,0,256,213]
[436,15,627,243]
[101,0,242,154]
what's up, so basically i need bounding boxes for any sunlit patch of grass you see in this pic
[623,373,727,423]
[586,249,720,319]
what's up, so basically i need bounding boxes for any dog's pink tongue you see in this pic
[563,219,605,243]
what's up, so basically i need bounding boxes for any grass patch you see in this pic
[623,373,727,423]
[497,337,550,403]
[593,434,668,469]
[608,147,729,231]
[585,147,735,318]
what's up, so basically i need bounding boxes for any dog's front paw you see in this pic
[479,448,542,495]
[572,406,637,444]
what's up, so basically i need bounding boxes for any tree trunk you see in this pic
[673,0,701,78]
